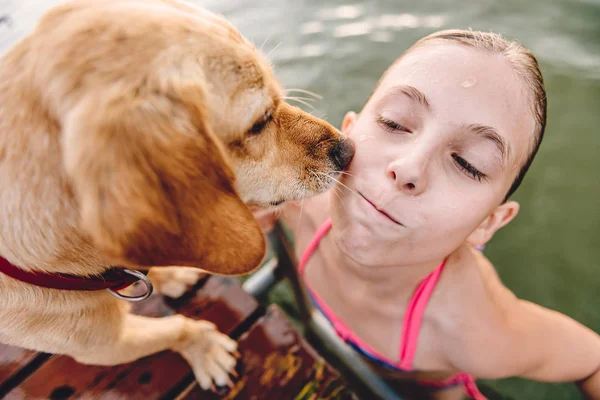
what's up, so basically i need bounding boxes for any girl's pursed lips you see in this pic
[358,191,404,226]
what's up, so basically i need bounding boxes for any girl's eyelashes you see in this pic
[375,114,488,183]
[452,154,487,182]
[376,116,411,133]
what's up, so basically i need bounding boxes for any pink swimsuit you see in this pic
[299,218,487,400]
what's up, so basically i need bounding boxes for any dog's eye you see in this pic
[248,112,272,135]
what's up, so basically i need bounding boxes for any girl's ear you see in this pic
[466,201,520,246]
[341,111,358,136]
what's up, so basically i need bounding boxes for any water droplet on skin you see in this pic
[461,76,478,88]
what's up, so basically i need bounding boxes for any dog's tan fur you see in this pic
[0,0,352,389]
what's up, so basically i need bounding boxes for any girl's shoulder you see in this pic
[424,245,521,368]
[432,245,514,321]
[434,244,507,305]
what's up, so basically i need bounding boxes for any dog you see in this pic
[0,0,354,390]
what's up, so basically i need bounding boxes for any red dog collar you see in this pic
[0,256,151,301]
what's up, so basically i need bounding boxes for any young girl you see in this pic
[254,30,600,399]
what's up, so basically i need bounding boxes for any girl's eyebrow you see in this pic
[463,123,510,168]
[376,85,510,167]
[378,84,431,110]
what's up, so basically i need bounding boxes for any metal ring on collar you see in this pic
[106,269,153,302]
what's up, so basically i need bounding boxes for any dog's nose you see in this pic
[330,138,355,170]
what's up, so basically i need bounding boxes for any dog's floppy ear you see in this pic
[62,89,265,275]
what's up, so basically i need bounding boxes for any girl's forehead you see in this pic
[377,45,523,113]
[371,44,535,168]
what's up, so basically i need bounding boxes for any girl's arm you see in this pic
[443,297,600,399]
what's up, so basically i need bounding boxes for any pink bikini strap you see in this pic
[398,258,447,370]
[298,218,333,275]
[299,218,409,364]
[299,217,451,373]
[420,373,487,400]
[461,373,487,400]
[446,373,487,400]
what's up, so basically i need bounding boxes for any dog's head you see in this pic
[147,0,356,208]
[27,0,354,275]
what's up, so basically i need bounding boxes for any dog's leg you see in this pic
[2,298,238,390]
[146,267,206,298]
[72,312,237,389]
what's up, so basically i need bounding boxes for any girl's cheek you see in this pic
[350,147,372,170]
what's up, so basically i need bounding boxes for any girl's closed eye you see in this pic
[452,154,487,182]
[376,116,412,133]
[375,113,488,182]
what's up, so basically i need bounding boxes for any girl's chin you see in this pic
[333,228,376,259]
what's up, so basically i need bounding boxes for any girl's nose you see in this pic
[386,147,429,196]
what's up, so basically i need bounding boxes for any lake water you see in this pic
[1,0,599,398]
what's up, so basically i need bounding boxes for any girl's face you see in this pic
[331,44,536,267]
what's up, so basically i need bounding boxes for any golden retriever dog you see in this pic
[0,0,354,390]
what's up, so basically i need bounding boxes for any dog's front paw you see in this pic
[147,267,206,298]
[174,320,238,390]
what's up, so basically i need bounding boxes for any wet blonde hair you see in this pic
[370,29,547,201]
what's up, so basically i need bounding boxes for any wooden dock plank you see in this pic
[0,284,175,397]
[0,346,39,385]
[1,276,359,400]
[179,305,358,400]
[0,345,49,398]
[4,276,260,400]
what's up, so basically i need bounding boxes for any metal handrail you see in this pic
[242,222,403,400]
